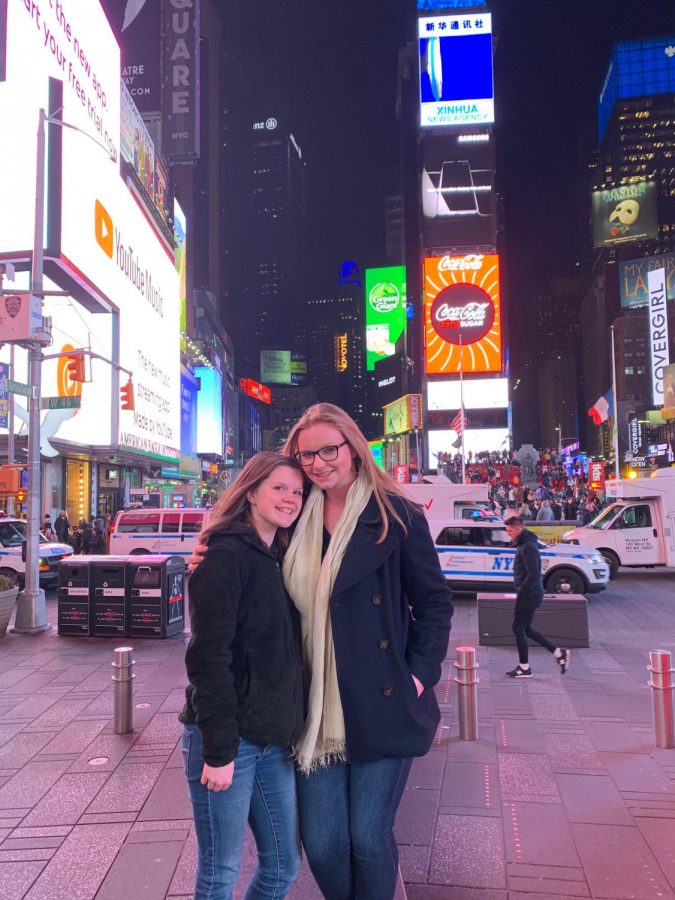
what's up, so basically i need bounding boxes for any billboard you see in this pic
[383,394,423,436]
[427,427,508,465]
[592,182,659,247]
[419,13,494,128]
[421,132,495,251]
[101,0,162,113]
[195,366,223,456]
[291,352,307,385]
[180,371,198,456]
[648,268,670,407]
[120,82,155,198]
[424,254,502,374]
[240,378,272,405]
[174,199,187,351]
[663,363,675,419]
[427,377,508,410]
[365,266,407,372]
[0,0,6,82]
[419,0,485,7]
[261,350,292,384]
[620,253,675,308]
[162,0,200,161]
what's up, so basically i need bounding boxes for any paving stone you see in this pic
[138,766,193,821]
[507,878,590,897]
[602,752,674,794]
[440,762,500,814]
[608,694,654,725]
[0,693,65,723]
[572,822,672,899]
[158,688,188,714]
[543,732,603,770]
[0,761,71,810]
[395,788,439,845]
[0,847,55,861]
[49,665,102,685]
[0,723,25,749]
[557,773,633,825]
[0,732,54,769]
[504,802,580,867]
[407,750,445,790]
[490,684,532,714]
[429,814,506,888]
[498,753,559,800]
[407,888,507,900]
[399,842,431,883]
[0,860,47,899]
[569,690,620,719]
[86,763,164,814]
[496,718,544,751]
[635,817,675,889]
[1,836,64,849]
[0,673,59,695]
[67,731,138,773]
[39,720,108,756]
[444,725,497,762]
[9,826,73,839]
[95,840,184,900]
[126,827,191,843]
[530,693,579,722]
[586,721,649,753]
[22,773,109,827]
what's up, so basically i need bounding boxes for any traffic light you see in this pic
[66,351,85,383]
[121,380,135,411]
[16,489,26,504]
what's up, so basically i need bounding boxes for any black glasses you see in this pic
[295,440,348,467]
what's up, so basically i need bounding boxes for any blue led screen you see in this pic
[195,367,224,457]
[418,1,485,9]
[598,37,675,142]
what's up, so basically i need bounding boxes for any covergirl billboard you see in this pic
[424,254,502,374]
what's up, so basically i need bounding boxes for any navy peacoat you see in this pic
[328,494,453,763]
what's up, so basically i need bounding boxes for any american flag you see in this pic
[450,409,468,434]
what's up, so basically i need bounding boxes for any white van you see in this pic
[562,468,675,577]
[402,477,490,519]
[0,517,73,587]
[109,508,211,559]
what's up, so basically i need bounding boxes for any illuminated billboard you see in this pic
[620,253,675,308]
[592,182,659,248]
[419,13,494,128]
[195,367,224,457]
[101,0,162,113]
[424,254,501,374]
[421,132,495,251]
[261,350,292,384]
[419,0,486,8]
[365,266,407,372]
[427,428,509,465]
[174,199,187,350]
[427,377,508,410]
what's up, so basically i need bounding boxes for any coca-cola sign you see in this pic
[430,283,495,345]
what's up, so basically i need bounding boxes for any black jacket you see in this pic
[179,526,304,767]
[513,528,544,601]
[327,495,453,762]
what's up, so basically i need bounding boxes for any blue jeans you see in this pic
[182,725,301,899]
[296,756,412,900]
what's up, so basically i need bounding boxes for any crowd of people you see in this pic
[434,447,606,524]
[42,510,112,554]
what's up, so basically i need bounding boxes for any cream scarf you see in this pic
[283,468,373,773]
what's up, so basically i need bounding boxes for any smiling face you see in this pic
[295,423,358,494]
[247,465,305,540]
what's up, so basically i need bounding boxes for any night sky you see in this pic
[236,0,675,356]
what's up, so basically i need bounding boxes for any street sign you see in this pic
[8,379,30,397]
[40,396,82,410]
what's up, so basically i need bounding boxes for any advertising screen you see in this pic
[365,266,407,372]
[180,372,198,457]
[291,352,307,385]
[261,350,292,384]
[592,182,659,248]
[620,252,675,308]
[100,0,162,113]
[427,427,509,465]
[421,132,495,251]
[120,82,155,198]
[647,268,670,407]
[424,254,502,374]
[195,366,223,457]
[419,0,486,8]
[174,199,187,350]
[419,13,494,128]
[427,377,508,410]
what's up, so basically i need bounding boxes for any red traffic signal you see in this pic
[66,351,85,383]
[121,380,135,411]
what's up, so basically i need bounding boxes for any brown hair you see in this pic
[283,402,411,543]
[200,452,305,552]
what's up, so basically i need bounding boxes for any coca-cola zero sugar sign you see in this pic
[430,283,494,346]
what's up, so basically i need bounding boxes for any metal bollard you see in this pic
[453,646,479,741]
[112,646,135,734]
[648,650,675,749]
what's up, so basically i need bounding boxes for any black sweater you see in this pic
[179,526,304,766]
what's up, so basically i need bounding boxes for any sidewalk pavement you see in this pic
[1,572,675,900]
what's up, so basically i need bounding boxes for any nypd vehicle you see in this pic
[428,519,610,596]
[0,517,73,588]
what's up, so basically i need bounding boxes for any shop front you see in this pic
[382,395,423,483]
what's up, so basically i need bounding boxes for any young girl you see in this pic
[179,452,306,899]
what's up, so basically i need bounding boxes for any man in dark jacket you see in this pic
[504,516,570,678]
[54,511,70,544]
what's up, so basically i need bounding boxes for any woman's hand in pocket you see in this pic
[201,762,234,792]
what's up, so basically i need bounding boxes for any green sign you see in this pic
[8,379,30,397]
[364,266,407,371]
[41,396,82,410]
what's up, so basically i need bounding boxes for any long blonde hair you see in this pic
[200,451,305,552]
[284,403,411,543]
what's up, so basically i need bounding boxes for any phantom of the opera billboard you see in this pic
[424,254,502,375]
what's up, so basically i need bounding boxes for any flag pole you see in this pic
[460,335,466,483]
[610,324,620,479]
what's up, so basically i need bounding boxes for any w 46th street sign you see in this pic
[40,396,81,410]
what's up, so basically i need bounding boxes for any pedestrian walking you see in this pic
[54,510,70,543]
[67,526,81,555]
[42,514,53,540]
[89,528,106,555]
[180,452,305,899]
[504,515,570,679]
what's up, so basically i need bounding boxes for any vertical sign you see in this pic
[0,361,8,428]
[365,266,407,371]
[589,460,605,493]
[162,0,200,161]
[647,267,670,407]
[173,199,187,351]
[0,0,7,82]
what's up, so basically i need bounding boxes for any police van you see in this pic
[109,508,211,558]
[428,518,610,596]
[0,517,73,587]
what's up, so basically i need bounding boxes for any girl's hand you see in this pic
[201,762,234,792]
[188,543,208,572]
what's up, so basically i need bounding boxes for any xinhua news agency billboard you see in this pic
[592,182,659,248]
[424,253,502,374]
[365,267,407,372]
[419,12,494,128]
[620,253,675,308]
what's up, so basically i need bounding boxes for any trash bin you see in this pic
[91,557,130,638]
[58,557,94,636]
[477,593,590,648]
[127,555,185,639]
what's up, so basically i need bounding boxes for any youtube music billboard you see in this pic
[424,254,502,375]
[422,132,496,251]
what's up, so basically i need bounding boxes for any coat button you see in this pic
[382,686,394,697]
[371,594,382,605]
[378,639,389,650]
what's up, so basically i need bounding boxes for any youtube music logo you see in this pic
[95,200,113,258]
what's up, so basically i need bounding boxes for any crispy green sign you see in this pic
[364,266,407,371]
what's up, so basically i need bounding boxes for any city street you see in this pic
[1,570,675,899]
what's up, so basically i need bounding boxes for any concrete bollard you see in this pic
[112,646,135,734]
[648,650,675,749]
[453,646,479,741]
